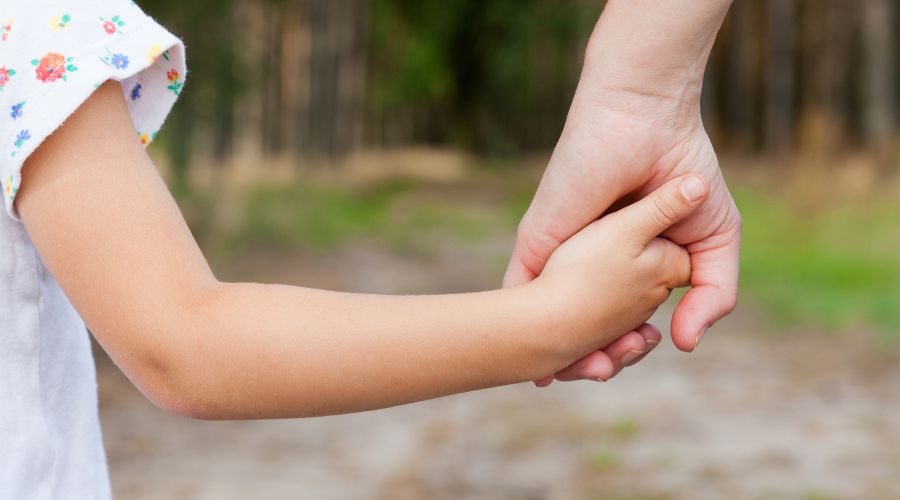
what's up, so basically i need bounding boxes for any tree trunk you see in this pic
[763,0,795,156]
[798,0,858,153]
[725,0,761,151]
[860,0,898,147]
[307,0,368,160]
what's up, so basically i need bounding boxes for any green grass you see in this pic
[735,188,900,341]
[608,418,641,442]
[588,449,621,472]
[225,179,511,255]
[236,180,406,250]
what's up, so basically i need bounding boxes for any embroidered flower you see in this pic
[166,68,183,96]
[148,44,163,63]
[1,18,12,42]
[110,53,129,69]
[130,83,142,100]
[99,49,129,70]
[50,14,71,31]
[136,130,158,147]
[10,101,23,119]
[11,129,30,157]
[14,129,29,147]
[0,66,15,90]
[99,15,125,35]
[3,175,18,200]
[32,53,76,83]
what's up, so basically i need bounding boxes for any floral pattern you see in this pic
[13,129,28,146]
[0,66,15,90]
[3,174,18,200]
[137,130,158,146]
[130,83,142,100]
[1,18,12,42]
[99,15,125,35]
[166,68,182,95]
[32,52,77,83]
[11,129,30,157]
[50,14,71,31]
[147,44,163,63]
[100,49,129,70]
[1,3,187,206]
[10,101,23,119]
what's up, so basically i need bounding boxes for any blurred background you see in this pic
[98,0,899,498]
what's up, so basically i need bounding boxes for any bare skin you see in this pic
[504,0,741,385]
[16,81,706,420]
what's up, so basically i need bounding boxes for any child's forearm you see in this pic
[158,280,562,419]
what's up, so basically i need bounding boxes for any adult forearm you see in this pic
[580,0,732,113]
[159,281,559,419]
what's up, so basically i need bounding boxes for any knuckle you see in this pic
[515,217,562,273]
[649,196,680,227]
[636,243,663,270]
[653,287,671,305]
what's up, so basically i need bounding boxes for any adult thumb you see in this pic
[612,174,709,244]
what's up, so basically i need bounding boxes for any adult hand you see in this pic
[505,0,741,385]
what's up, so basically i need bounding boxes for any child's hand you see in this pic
[533,174,708,376]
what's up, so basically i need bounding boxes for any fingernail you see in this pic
[680,175,707,202]
[593,377,608,382]
[621,348,644,367]
[693,327,708,350]
[645,338,660,347]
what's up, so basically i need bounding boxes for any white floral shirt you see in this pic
[0,1,186,498]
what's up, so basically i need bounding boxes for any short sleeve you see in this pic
[0,0,187,221]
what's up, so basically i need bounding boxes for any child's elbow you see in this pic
[120,326,227,420]
[137,363,225,420]
[154,391,222,420]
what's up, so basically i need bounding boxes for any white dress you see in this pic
[0,1,186,497]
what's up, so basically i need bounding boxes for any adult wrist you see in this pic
[579,0,732,115]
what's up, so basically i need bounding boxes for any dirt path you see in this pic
[98,245,900,500]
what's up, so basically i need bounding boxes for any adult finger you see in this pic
[609,174,709,246]
[670,223,741,351]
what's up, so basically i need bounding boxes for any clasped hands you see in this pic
[506,2,742,385]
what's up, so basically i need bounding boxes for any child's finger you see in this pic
[552,349,619,382]
[609,174,708,246]
[622,323,662,367]
[646,237,692,288]
[573,323,661,380]
[535,323,662,385]
[554,330,646,381]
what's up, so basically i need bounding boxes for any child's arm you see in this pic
[16,81,705,420]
